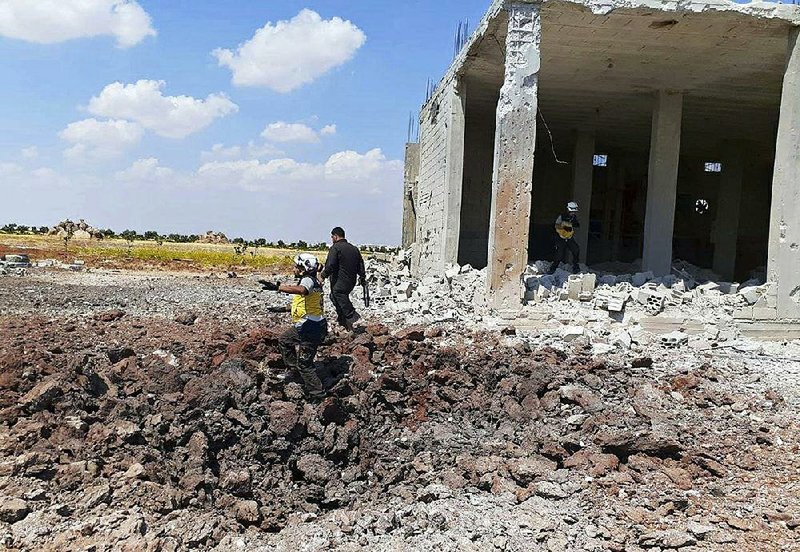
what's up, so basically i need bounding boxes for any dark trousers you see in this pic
[330,286,358,330]
[278,321,327,398]
[551,238,580,271]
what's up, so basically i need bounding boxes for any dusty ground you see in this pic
[1,269,799,551]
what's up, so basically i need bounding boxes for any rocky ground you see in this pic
[1,269,799,551]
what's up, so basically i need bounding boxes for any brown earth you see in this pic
[0,276,799,550]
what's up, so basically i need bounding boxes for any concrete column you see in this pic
[571,130,595,263]
[486,1,542,310]
[642,90,683,276]
[611,159,626,261]
[402,142,420,249]
[442,80,466,266]
[711,143,744,281]
[767,28,800,319]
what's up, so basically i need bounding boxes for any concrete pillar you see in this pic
[486,1,541,310]
[611,159,626,261]
[442,80,467,266]
[767,28,800,319]
[571,130,595,263]
[642,90,683,276]
[711,143,744,281]
[402,143,420,249]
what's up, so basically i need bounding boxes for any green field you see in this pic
[0,234,301,270]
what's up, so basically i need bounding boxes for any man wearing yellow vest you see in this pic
[260,253,327,400]
[547,201,581,275]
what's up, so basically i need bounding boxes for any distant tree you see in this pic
[62,225,75,257]
[120,230,137,257]
[1,223,18,234]
[38,226,49,234]
[254,238,267,247]
[102,228,116,238]
[143,230,159,241]
[297,240,308,249]
[277,240,285,248]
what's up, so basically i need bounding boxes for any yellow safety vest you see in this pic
[291,277,324,324]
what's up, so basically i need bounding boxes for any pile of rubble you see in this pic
[1,308,798,550]
[362,250,487,325]
[196,231,229,244]
[0,255,30,276]
[360,251,777,329]
[47,219,103,240]
[522,260,774,321]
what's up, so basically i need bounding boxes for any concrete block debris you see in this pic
[660,331,689,348]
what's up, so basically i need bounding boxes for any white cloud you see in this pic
[261,121,336,144]
[87,80,238,139]
[21,146,39,160]
[0,0,156,48]
[200,142,283,162]
[115,157,174,182]
[324,148,403,192]
[0,148,402,244]
[213,9,366,93]
[196,148,401,194]
[0,163,68,187]
[197,158,323,192]
[59,118,144,161]
[0,162,23,176]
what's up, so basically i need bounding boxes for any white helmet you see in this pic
[567,201,579,213]
[294,253,319,274]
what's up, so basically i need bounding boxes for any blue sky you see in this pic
[0,0,489,245]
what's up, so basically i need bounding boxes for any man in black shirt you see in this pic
[320,227,366,332]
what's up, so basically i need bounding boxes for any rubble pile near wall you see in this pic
[523,260,773,321]
[361,252,777,331]
[363,250,488,325]
[1,303,798,551]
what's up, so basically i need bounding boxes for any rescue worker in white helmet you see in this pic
[259,253,327,401]
[547,201,581,274]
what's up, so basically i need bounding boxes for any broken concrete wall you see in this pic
[402,143,420,249]
[413,78,456,276]
[486,2,542,310]
[767,27,800,320]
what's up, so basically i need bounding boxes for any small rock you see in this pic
[96,309,125,322]
[534,481,569,500]
[0,498,29,523]
[174,311,198,325]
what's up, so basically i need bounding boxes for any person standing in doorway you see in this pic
[548,201,581,274]
[320,227,366,332]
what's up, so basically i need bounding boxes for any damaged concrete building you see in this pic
[403,0,800,317]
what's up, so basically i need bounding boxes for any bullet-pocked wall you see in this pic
[407,0,800,313]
